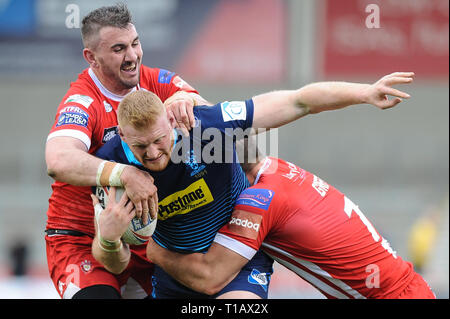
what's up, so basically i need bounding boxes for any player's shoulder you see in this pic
[60,68,102,110]
[139,64,162,77]
[68,68,96,93]
[140,65,198,94]
[139,65,176,85]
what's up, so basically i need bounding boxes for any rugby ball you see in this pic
[95,186,157,245]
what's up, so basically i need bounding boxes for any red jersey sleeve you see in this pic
[47,71,102,151]
[214,186,277,259]
[139,66,198,102]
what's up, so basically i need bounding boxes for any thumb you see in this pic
[381,97,402,110]
[90,194,100,206]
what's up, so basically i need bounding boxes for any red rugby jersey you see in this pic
[46,66,197,236]
[215,157,415,298]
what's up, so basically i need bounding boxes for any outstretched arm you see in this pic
[146,239,248,295]
[252,72,414,129]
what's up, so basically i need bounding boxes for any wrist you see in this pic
[93,202,123,253]
[358,83,372,104]
[96,161,126,187]
[98,235,122,253]
[168,91,197,106]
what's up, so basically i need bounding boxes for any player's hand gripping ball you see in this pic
[95,186,157,245]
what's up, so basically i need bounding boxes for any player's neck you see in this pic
[245,160,264,185]
[91,68,135,97]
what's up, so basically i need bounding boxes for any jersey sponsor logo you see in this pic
[228,210,262,240]
[56,111,89,128]
[235,188,274,211]
[59,106,88,115]
[220,101,246,122]
[158,178,213,220]
[64,94,93,108]
[80,260,92,273]
[102,126,118,144]
[282,161,306,184]
[184,150,206,177]
[158,69,175,84]
[103,101,113,113]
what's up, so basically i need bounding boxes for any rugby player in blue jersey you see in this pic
[91,72,414,298]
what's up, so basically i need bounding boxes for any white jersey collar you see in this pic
[253,157,271,185]
[88,68,137,102]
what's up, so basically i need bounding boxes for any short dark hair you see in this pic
[81,3,133,48]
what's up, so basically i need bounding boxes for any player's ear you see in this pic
[83,48,98,68]
[118,126,125,139]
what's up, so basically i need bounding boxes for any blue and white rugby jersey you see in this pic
[95,100,254,253]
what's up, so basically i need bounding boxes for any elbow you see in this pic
[45,137,80,181]
[295,87,315,115]
[290,95,311,119]
[45,148,64,180]
[46,158,67,181]
[45,145,72,181]
[46,158,60,180]
[201,279,229,295]
[202,284,224,296]
[46,162,58,180]
[196,269,228,296]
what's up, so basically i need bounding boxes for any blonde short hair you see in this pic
[118,90,166,129]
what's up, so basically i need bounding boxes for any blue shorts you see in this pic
[151,250,274,299]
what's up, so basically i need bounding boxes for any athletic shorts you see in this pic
[151,250,274,299]
[45,232,154,299]
[396,272,436,299]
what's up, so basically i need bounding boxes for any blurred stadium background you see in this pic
[0,0,448,299]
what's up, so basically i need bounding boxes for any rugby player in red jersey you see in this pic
[44,4,209,299]
[146,150,435,299]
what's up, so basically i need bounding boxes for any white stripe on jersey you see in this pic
[213,233,258,260]
[262,242,366,299]
[266,251,349,299]
[47,129,91,150]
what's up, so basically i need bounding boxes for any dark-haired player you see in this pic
[45,4,208,299]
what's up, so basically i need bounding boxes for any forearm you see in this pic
[45,137,103,186]
[92,236,130,275]
[189,92,213,106]
[46,136,135,189]
[168,91,213,107]
[147,240,238,295]
[297,81,370,114]
[149,244,216,294]
[47,148,101,186]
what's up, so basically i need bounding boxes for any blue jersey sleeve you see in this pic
[193,99,254,133]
